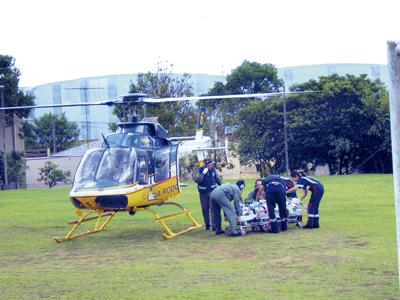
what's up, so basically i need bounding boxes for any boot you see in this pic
[281,219,288,231]
[268,221,279,233]
[313,217,320,228]
[303,217,314,229]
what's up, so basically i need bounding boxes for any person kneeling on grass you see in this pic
[210,180,245,237]
[287,170,325,229]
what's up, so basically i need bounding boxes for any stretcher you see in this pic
[237,198,304,234]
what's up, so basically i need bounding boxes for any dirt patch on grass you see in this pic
[314,253,341,263]
[343,237,369,248]
[231,246,257,260]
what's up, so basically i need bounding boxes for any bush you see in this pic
[37,161,71,188]
[0,151,26,189]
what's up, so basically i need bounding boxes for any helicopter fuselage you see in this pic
[69,121,181,211]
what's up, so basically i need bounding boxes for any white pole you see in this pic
[387,40,400,286]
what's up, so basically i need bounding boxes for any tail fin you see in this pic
[195,107,206,165]
[195,107,205,141]
[224,135,231,164]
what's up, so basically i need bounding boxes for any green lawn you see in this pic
[0,175,398,299]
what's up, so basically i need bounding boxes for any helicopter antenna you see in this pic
[101,133,110,149]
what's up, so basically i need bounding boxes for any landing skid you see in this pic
[53,202,202,243]
[137,202,202,239]
[54,210,117,243]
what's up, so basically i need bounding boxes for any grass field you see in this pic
[0,175,399,299]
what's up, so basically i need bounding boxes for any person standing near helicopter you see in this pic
[287,171,324,229]
[193,158,222,230]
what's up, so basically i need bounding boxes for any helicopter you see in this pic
[0,91,313,242]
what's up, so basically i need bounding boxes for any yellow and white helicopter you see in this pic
[0,91,311,242]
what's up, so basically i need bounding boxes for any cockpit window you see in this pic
[73,148,137,190]
[154,147,170,182]
[105,133,154,148]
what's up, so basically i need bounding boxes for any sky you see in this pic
[1,0,399,87]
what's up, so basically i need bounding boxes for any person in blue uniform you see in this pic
[193,158,222,230]
[280,176,297,198]
[210,180,245,237]
[262,175,288,233]
[287,171,324,229]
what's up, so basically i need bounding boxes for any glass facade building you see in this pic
[277,63,389,89]
[28,73,225,140]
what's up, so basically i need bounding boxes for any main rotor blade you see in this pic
[0,100,116,111]
[141,91,317,103]
[0,91,318,111]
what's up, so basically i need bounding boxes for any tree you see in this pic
[288,74,389,174]
[235,99,286,176]
[23,113,80,153]
[198,60,284,137]
[112,62,197,136]
[0,151,26,189]
[235,73,390,176]
[0,55,35,125]
[37,161,71,188]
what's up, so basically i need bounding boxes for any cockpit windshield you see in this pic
[105,133,154,148]
[73,148,137,190]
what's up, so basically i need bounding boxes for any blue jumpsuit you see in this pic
[295,176,324,228]
[280,176,297,198]
[262,175,288,233]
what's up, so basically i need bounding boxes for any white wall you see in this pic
[26,156,81,188]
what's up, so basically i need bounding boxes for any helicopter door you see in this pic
[154,147,171,182]
[136,150,149,185]
[169,144,179,178]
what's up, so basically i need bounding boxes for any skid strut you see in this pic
[136,202,202,239]
[54,210,117,243]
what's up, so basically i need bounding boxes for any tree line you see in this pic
[198,61,391,175]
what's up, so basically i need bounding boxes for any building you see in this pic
[26,73,225,141]
[0,114,24,154]
[278,63,389,89]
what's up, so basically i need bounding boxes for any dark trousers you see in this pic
[199,192,213,228]
[308,186,324,217]
[211,199,222,232]
[265,184,287,231]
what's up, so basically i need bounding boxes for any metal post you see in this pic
[387,40,400,286]
[283,96,290,175]
[52,116,56,154]
[84,87,90,148]
[1,88,8,188]
[281,85,290,176]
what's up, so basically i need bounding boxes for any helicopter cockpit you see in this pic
[72,148,139,190]
[72,143,178,192]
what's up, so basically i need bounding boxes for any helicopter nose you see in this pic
[95,195,128,209]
